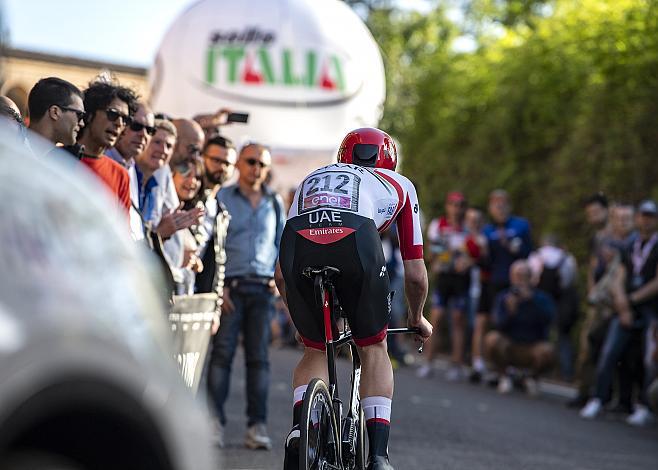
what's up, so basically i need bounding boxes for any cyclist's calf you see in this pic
[293,347,329,388]
[357,340,394,398]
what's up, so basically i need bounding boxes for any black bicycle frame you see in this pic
[312,270,422,468]
[314,272,359,466]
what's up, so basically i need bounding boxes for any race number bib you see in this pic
[299,171,361,213]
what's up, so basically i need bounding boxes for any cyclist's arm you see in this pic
[274,260,288,306]
[403,258,428,324]
[393,178,432,338]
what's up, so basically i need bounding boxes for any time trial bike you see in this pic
[298,265,423,470]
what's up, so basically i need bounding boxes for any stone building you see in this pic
[0,47,148,117]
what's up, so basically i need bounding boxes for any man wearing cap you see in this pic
[418,191,480,380]
[581,199,658,426]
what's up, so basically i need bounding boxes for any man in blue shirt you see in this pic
[483,189,533,290]
[484,260,556,394]
[207,142,285,450]
[472,190,533,382]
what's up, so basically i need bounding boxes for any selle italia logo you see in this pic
[205,27,346,92]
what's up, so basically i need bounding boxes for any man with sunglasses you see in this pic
[27,77,85,151]
[106,102,156,241]
[108,102,156,168]
[196,135,237,295]
[208,142,285,450]
[172,118,205,166]
[77,80,138,216]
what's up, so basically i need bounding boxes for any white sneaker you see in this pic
[626,405,655,427]
[523,377,539,397]
[580,398,603,419]
[497,375,513,394]
[245,423,272,450]
[416,363,433,378]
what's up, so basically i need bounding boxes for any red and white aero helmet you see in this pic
[337,127,397,171]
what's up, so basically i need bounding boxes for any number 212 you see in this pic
[306,174,350,196]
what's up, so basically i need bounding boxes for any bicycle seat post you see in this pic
[324,278,340,403]
[308,267,344,436]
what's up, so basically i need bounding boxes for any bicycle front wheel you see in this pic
[299,378,341,470]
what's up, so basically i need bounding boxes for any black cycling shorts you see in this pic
[279,212,391,350]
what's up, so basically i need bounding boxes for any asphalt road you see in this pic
[214,345,658,470]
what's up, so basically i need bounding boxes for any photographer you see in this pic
[484,260,556,394]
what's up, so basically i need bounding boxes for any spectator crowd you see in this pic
[412,189,658,428]
[0,72,656,461]
[0,75,285,450]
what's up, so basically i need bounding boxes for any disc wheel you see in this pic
[354,404,366,470]
[299,378,341,470]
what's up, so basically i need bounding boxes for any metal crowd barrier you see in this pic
[169,293,218,393]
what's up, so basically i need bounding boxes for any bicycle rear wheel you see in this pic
[354,404,366,470]
[299,378,341,470]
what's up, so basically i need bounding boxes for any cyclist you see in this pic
[275,127,432,470]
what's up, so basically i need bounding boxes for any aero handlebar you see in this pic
[386,327,425,354]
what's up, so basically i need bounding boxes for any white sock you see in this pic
[362,396,392,424]
[473,357,485,372]
[293,385,307,407]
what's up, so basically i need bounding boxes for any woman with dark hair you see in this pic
[173,159,206,210]
[165,159,206,295]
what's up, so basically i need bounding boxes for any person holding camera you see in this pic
[484,260,556,394]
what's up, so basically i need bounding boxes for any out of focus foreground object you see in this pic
[0,127,215,470]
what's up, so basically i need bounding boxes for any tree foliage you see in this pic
[351,0,658,261]
[460,0,552,28]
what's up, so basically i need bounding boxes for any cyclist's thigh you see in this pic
[344,220,390,348]
[280,217,364,349]
[279,224,326,349]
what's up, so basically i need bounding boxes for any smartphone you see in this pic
[226,112,249,123]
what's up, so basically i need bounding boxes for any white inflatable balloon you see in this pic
[150,0,385,186]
